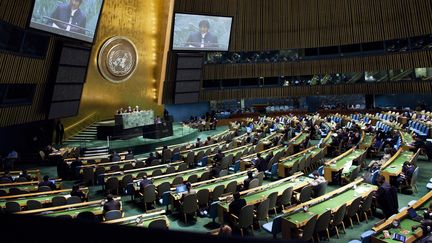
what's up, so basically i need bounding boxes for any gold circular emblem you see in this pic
[98,36,138,83]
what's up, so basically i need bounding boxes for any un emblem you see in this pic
[98,36,138,83]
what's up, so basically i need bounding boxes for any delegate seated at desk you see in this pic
[228,192,246,217]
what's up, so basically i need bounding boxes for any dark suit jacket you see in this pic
[376,182,398,218]
[229,198,246,217]
[185,32,218,48]
[139,178,152,191]
[50,3,86,34]
[103,200,121,212]
[255,157,268,172]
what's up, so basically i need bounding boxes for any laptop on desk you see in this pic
[175,184,187,194]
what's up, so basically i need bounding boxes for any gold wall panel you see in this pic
[63,0,172,129]
[0,0,56,127]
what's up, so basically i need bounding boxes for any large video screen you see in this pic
[30,0,104,43]
[173,13,233,51]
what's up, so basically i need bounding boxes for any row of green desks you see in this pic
[372,190,432,243]
[324,148,365,183]
[281,179,377,239]
[380,148,417,184]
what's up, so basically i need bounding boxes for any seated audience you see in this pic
[38,175,57,190]
[103,194,121,213]
[228,192,246,217]
[139,173,153,192]
[254,153,268,172]
[145,153,156,166]
[0,170,13,182]
[375,175,398,218]
[71,184,87,202]
[18,170,32,181]
[242,170,255,190]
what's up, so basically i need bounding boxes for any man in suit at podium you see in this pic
[185,20,218,48]
[49,0,87,35]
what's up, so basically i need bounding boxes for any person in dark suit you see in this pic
[103,194,121,213]
[242,170,255,190]
[255,153,268,172]
[228,192,246,217]
[145,153,156,166]
[18,170,32,181]
[185,20,218,48]
[38,175,57,190]
[375,175,398,218]
[139,173,152,192]
[49,0,87,35]
[71,184,87,202]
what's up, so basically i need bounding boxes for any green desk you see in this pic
[0,192,70,208]
[281,183,376,239]
[381,150,413,183]
[372,194,432,243]
[291,133,308,145]
[324,149,365,183]
[1,182,62,194]
[219,176,313,212]
[103,163,182,183]
[278,147,322,177]
[360,133,374,149]
[194,175,248,192]
[43,204,103,218]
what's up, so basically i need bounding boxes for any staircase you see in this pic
[64,123,98,143]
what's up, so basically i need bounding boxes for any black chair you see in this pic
[5,201,21,213]
[76,211,96,222]
[314,210,332,241]
[148,218,168,229]
[26,200,43,210]
[299,215,317,242]
[359,192,374,222]
[330,204,347,238]
[346,197,362,228]
[52,196,67,206]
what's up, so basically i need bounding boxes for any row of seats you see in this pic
[265,105,296,113]
[408,120,430,137]
[375,113,395,121]
[374,121,392,133]
[330,116,342,123]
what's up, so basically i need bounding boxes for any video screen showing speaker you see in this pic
[173,13,233,51]
[30,0,104,43]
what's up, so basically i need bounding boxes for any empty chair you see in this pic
[152,169,163,177]
[122,163,134,170]
[104,210,123,221]
[267,191,278,214]
[105,177,119,195]
[298,215,317,242]
[180,193,198,223]
[232,204,254,237]
[165,166,176,174]
[314,210,332,241]
[76,211,96,222]
[137,172,147,179]
[150,159,161,166]
[346,197,362,228]
[255,198,270,228]
[110,165,120,172]
[148,218,168,229]
[314,182,327,198]
[410,167,419,193]
[177,163,188,172]
[0,189,7,196]
[248,178,259,189]
[162,149,173,163]
[212,184,225,201]
[257,172,264,186]
[121,174,133,193]
[9,188,23,195]
[94,167,106,185]
[172,176,183,186]
[330,204,347,238]
[157,181,171,198]
[298,185,313,203]
[82,167,94,186]
[57,214,73,220]
[135,161,145,168]
[38,186,52,192]
[278,187,293,210]
[26,200,42,210]
[187,174,198,183]
[100,158,110,163]
[67,196,82,204]
[219,169,228,177]
[359,192,374,222]
[197,188,210,209]
[141,184,156,211]
[5,201,21,213]
[200,171,210,181]
[186,152,195,167]
[225,181,237,194]
[52,196,67,206]
[262,215,283,239]
[195,151,204,164]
